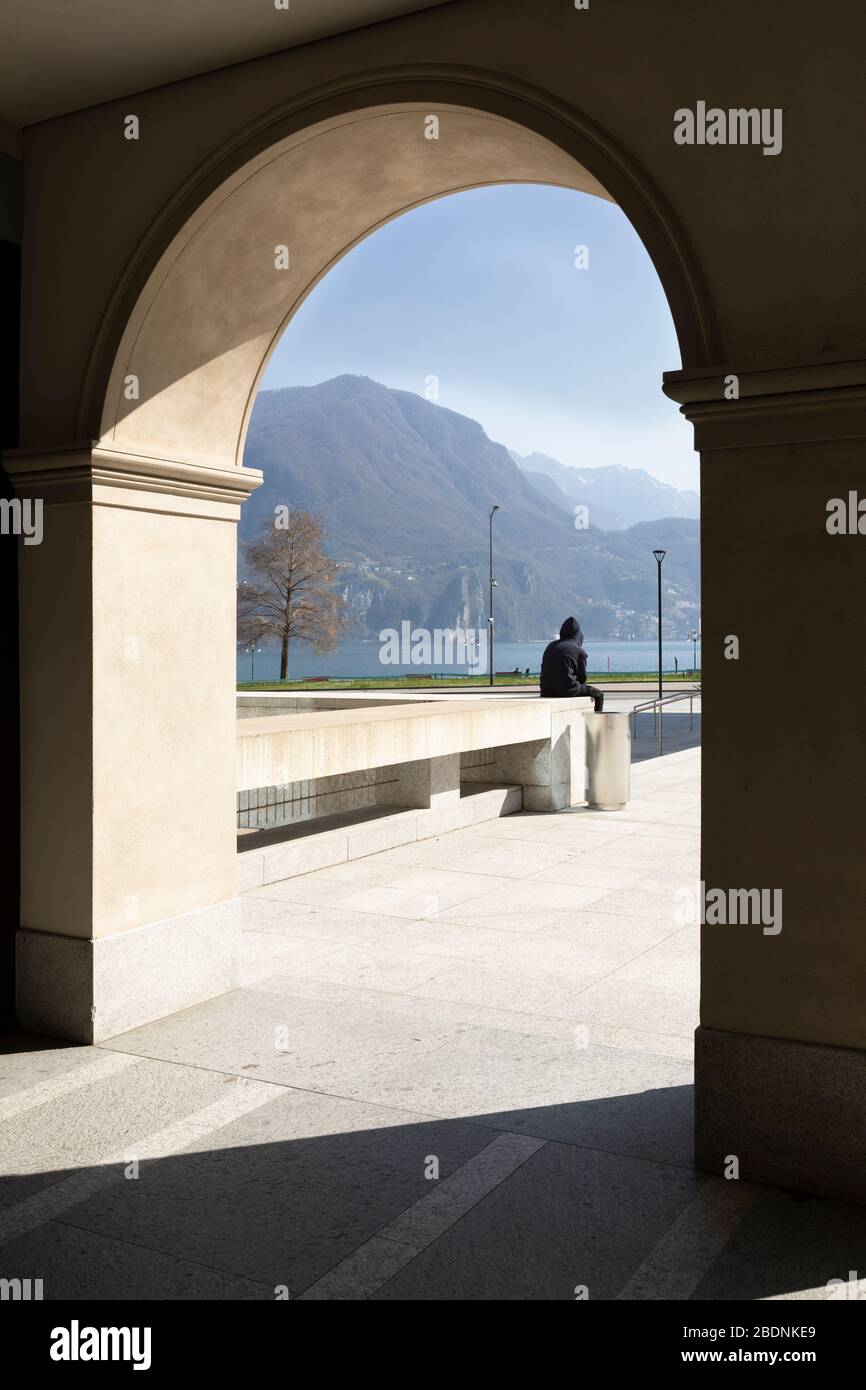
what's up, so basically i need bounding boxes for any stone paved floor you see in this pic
[3,744,866,1300]
[625,701,702,762]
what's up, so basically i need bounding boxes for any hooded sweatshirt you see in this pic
[539,617,588,696]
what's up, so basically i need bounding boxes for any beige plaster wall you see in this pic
[91,504,239,938]
[19,0,865,451]
[700,428,866,1051]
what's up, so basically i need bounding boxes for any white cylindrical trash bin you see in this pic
[585,712,630,810]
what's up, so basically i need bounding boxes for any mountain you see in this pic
[241,376,700,641]
[519,468,575,515]
[509,450,700,530]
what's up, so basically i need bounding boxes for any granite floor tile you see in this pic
[372,1142,701,1300]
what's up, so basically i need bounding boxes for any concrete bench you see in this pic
[236,694,592,888]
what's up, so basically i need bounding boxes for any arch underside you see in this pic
[97,89,716,471]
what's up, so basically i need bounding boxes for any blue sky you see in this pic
[262,184,698,492]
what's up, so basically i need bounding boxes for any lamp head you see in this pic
[653,549,666,564]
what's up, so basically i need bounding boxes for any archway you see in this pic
[85,75,718,469]
[3,0,863,1245]
[13,74,712,1046]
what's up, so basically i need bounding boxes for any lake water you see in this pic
[237,637,701,682]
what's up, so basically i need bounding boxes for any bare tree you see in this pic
[237,509,349,680]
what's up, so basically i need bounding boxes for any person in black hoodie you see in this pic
[539,616,604,711]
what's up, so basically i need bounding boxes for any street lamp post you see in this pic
[653,550,666,704]
[488,504,500,688]
[689,628,700,676]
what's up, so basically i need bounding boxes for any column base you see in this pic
[695,1024,866,1204]
[464,708,589,813]
[377,753,461,810]
[16,898,240,1044]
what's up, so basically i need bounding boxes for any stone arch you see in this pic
[11,67,720,1044]
[81,68,719,469]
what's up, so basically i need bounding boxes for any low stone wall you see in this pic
[237,692,422,719]
[238,767,399,830]
[237,695,589,795]
[235,693,592,868]
[238,783,521,890]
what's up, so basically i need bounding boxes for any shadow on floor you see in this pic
[1,1031,862,1302]
[631,712,701,763]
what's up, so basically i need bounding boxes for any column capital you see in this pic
[2,442,262,520]
[662,356,866,450]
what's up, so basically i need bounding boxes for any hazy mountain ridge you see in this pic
[242,376,700,640]
[509,449,700,530]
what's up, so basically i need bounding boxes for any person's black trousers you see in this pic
[577,683,604,712]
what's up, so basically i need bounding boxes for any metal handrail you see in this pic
[631,686,700,716]
[631,685,701,754]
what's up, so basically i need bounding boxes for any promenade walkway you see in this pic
[3,746,865,1300]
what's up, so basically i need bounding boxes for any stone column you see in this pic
[4,443,261,1043]
[378,753,461,810]
[664,356,866,1202]
[463,703,589,811]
